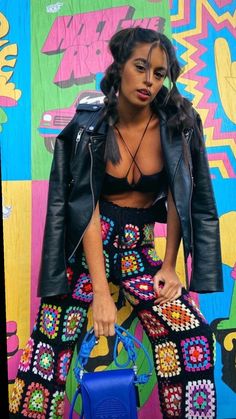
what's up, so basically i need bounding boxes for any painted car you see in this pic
[38,90,104,153]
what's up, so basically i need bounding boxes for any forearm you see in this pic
[162,188,181,269]
[82,203,109,295]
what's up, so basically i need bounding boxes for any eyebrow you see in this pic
[133,58,167,72]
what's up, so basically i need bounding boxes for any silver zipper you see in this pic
[74,127,84,155]
[68,140,95,260]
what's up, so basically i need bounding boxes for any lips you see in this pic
[137,89,151,97]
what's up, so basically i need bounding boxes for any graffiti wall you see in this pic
[1,1,235,418]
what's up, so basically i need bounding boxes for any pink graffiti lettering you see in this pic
[120,17,165,32]
[41,7,166,86]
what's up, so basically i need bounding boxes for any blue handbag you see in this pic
[69,324,153,419]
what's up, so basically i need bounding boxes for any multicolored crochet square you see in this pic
[21,382,49,418]
[141,223,154,245]
[62,306,87,342]
[121,250,144,276]
[9,378,25,414]
[56,349,73,384]
[183,294,207,323]
[49,390,65,418]
[122,275,155,301]
[19,338,34,372]
[185,379,216,418]
[141,246,162,266]
[100,215,114,245]
[138,310,169,339]
[72,273,93,303]
[155,341,181,377]
[181,336,212,372]
[32,342,54,381]
[153,300,200,332]
[39,304,62,339]
[113,224,140,249]
[160,383,182,417]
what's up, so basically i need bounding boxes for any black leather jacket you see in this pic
[38,104,223,297]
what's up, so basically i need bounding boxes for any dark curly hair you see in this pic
[100,27,194,164]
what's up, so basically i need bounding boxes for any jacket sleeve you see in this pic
[189,111,223,293]
[37,112,79,297]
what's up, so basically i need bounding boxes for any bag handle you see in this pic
[69,324,153,419]
[74,324,153,385]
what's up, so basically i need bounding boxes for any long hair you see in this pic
[100,27,194,164]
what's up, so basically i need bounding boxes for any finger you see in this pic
[97,322,105,337]
[94,322,99,338]
[155,287,179,305]
[108,322,115,336]
[169,287,183,302]
[102,322,109,337]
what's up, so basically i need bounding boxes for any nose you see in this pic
[145,70,153,87]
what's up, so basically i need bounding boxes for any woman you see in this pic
[10,28,223,418]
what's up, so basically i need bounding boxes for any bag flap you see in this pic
[80,369,137,418]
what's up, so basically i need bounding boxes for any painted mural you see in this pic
[1,1,236,418]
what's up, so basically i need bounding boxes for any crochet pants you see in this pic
[9,199,216,418]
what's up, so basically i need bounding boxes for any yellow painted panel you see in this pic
[2,181,31,347]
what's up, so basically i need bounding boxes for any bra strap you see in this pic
[115,113,153,179]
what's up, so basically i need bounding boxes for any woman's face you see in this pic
[118,42,168,108]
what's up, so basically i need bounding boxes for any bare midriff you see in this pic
[101,190,157,208]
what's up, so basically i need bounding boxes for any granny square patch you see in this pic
[141,246,162,266]
[122,275,155,301]
[181,336,212,372]
[32,342,54,381]
[62,306,87,342]
[121,250,144,276]
[39,304,62,339]
[155,341,181,377]
[138,310,169,339]
[19,338,34,372]
[9,378,25,414]
[49,390,65,418]
[56,349,73,384]
[141,223,154,245]
[72,273,93,303]
[185,379,216,418]
[160,383,182,417]
[100,215,114,245]
[183,294,207,323]
[21,382,49,418]
[153,300,200,332]
[122,224,140,248]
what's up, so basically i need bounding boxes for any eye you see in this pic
[154,72,166,80]
[135,64,146,72]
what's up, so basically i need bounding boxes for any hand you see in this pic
[153,267,183,305]
[92,292,117,337]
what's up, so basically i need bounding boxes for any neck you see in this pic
[117,98,152,128]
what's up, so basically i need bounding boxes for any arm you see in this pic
[154,188,183,304]
[82,202,117,337]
